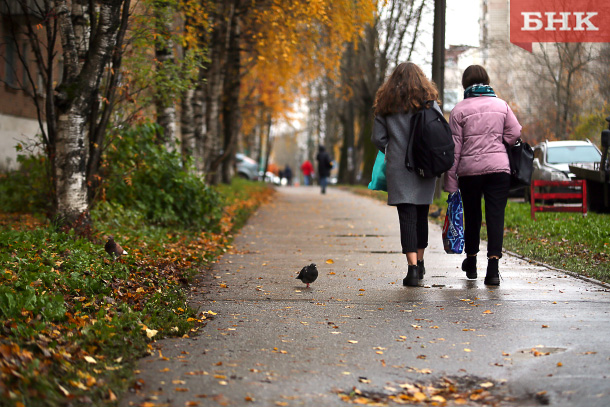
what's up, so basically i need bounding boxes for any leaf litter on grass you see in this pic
[0,185,274,405]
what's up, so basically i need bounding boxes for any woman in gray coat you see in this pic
[371,62,441,287]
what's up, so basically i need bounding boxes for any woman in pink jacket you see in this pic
[444,65,522,285]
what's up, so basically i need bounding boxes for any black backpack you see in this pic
[405,101,455,178]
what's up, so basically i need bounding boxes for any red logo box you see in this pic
[510,0,610,51]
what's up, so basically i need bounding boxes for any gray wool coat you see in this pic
[371,103,442,206]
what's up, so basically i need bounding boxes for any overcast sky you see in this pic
[446,0,480,47]
[411,0,480,75]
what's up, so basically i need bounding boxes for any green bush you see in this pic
[102,123,222,230]
[0,154,52,214]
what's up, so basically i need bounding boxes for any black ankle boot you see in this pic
[403,265,419,287]
[417,260,425,279]
[485,258,500,286]
[462,255,477,279]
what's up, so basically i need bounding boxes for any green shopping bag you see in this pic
[368,151,387,192]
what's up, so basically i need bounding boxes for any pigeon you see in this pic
[296,263,318,288]
[105,236,127,259]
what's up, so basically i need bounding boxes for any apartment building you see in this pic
[0,1,47,170]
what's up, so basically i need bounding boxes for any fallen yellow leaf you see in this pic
[84,356,97,364]
[413,392,427,401]
[326,259,334,264]
[108,389,117,402]
[146,328,158,338]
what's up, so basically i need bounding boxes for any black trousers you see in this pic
[458,172,511,258]
[396,204,429,254]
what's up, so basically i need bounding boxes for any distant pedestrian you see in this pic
[284,164,293,186]
[444,65,522,286]
[300,159,314,186]
[316,146,333,194]
[371,62,440,287]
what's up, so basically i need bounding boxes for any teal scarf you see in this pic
[464,84,496,99]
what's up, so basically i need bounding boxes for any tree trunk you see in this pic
[432,0,446,199]
[181,88,196,163]
[359,97,376,186]
[193,67,206,172]
[339,42,355,184]
[154,0,177,148]
[432,0,446,107]
[55,109,90,227]
[208,0,241,184]
[220,11,241,184]
[203,2,231,182]
[52,0,126,228]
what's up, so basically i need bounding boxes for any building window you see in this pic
[4,35,18,88]
[22,42,30,90]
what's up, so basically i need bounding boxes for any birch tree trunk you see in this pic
[52,0,127,227]
[153,0,177,148]
[192,67,206,172]
[181,88,196,163]
[55,109,89,225]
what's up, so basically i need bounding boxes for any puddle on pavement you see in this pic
[512,346,567,362]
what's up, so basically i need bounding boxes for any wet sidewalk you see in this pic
[122,187,610,407]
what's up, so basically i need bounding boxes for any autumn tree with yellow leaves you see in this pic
[192,0,377,184]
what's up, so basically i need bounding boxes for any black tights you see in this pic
[459,172,510,258]
[396,204,429,254]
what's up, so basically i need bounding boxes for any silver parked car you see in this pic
[235,153,259,181]
[526,139,601,201]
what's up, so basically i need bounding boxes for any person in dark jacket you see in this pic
[316,146,333,194]
[283,164,293,186]
[371,62,441,287]
[444,65,521,286]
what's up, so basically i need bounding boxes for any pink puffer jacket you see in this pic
[443,96,522,193]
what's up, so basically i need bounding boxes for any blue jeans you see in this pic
[320,176,328,193]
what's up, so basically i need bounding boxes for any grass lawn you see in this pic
[0,179,274,406]
[343,185,610,283]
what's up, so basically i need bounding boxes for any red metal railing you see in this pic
[530,180,587,220]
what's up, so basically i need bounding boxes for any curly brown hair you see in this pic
[373,62,440,116]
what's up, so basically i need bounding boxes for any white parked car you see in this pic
[235,153,259,181]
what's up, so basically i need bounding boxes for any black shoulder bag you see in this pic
[504,139,534,188]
